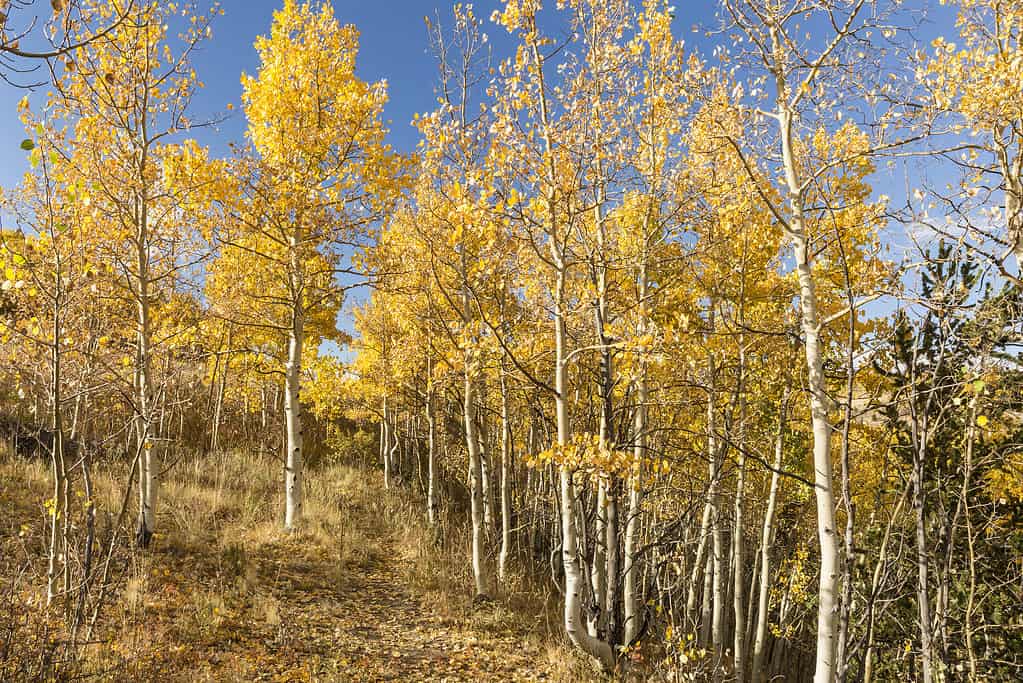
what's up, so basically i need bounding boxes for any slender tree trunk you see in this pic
[426,364,437,526]
[961,395,980,681]
[478,382,495,534]
[134,197,158,548]
[835,227,859,682]
[47,296,67,607]
[772,49,840,679]
[606,476,620,647]
[590,481,608,638]
[528,24,612,666]
[708,347,726,667]
[211,329,230,454]
[71,445,95,646]
[460,248,489,597]
[283,310,304,530]
[589,171,613,640]
[465,372,488,596]
[700,548,714,646]
[688,497,714,634]
[998,146,1023,264]
[904,327,937,683]
[283,230,305,530]
[463,360,487,594]
[554,258,614,670]
[752,389,788,683]
[623,261,647,646]
[389,414,400,482]
[382,396,391,489]
[913,439,934,683]
[733,347,748,682]
[712,499,725,669]
[499,367,512,581]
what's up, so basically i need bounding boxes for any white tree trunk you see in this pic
[464,368,488,597]
[554,263,614,670]
[498,369,512,581]
[708,350,726,663]
[476,380,497,538]
[460,247,490,597]
[777,100,841,681]
[135,218,159,548]
[687,497,714,634]
[733,339,749,681]
[426,370,437,525]
[623,408,645,646]
[733,432,747,681]
[752,392,787,683]
[701,546,714,646]
[382,396,392,488]
[283,307,304,530]
[47,296,67,606]
[480,416,495,535]
[997,148,1023,266]
[211,328,230,454]
[589,177,612,640]
[623,263,647,646]
[389,418,400,482]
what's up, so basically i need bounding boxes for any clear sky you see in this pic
[1,0,512,187]
[0,0,714,181]
[0,0,957,186]
[0,0,716,355]
[0,0,960,347]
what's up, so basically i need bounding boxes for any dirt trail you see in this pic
[177,472,556,682]
[0,456,563,682]
[239,541,553,682]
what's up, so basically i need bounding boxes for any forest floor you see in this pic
[1,448,597,682]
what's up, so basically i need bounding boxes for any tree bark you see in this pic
[426,365,437,526]
[752,389,787,683]
[623,261,647,646]
[555,256,614,670]
[733,343,748,682]
[47,293,67,607]
[499,367,512,581]
[134,200,158,549]
[283,303,304,530]
[770,35,840,678]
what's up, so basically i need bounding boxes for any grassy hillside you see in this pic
[0,445,604,682]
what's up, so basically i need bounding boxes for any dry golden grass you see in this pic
[0,445,598,681]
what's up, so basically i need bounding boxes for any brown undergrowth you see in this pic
[1,444,603,681]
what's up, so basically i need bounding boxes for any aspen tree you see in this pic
[214,0,402,529]
[920,0,1023,277]
[718,2,897,677]
[1,130,91,605]
[491,0,621,668]
[49,0,221,547]
[617,4,700,645]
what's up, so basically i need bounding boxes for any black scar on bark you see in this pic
[136,518,153,549]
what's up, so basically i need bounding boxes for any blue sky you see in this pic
[1,0,492,185]
[1,0,957,188]
[0,0,716,344]
[1,0,773,186]
[0,0,961,348]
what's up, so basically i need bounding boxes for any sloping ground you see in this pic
[1,451,569,682]
[158,496,557,681]
[219,532,553,682]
